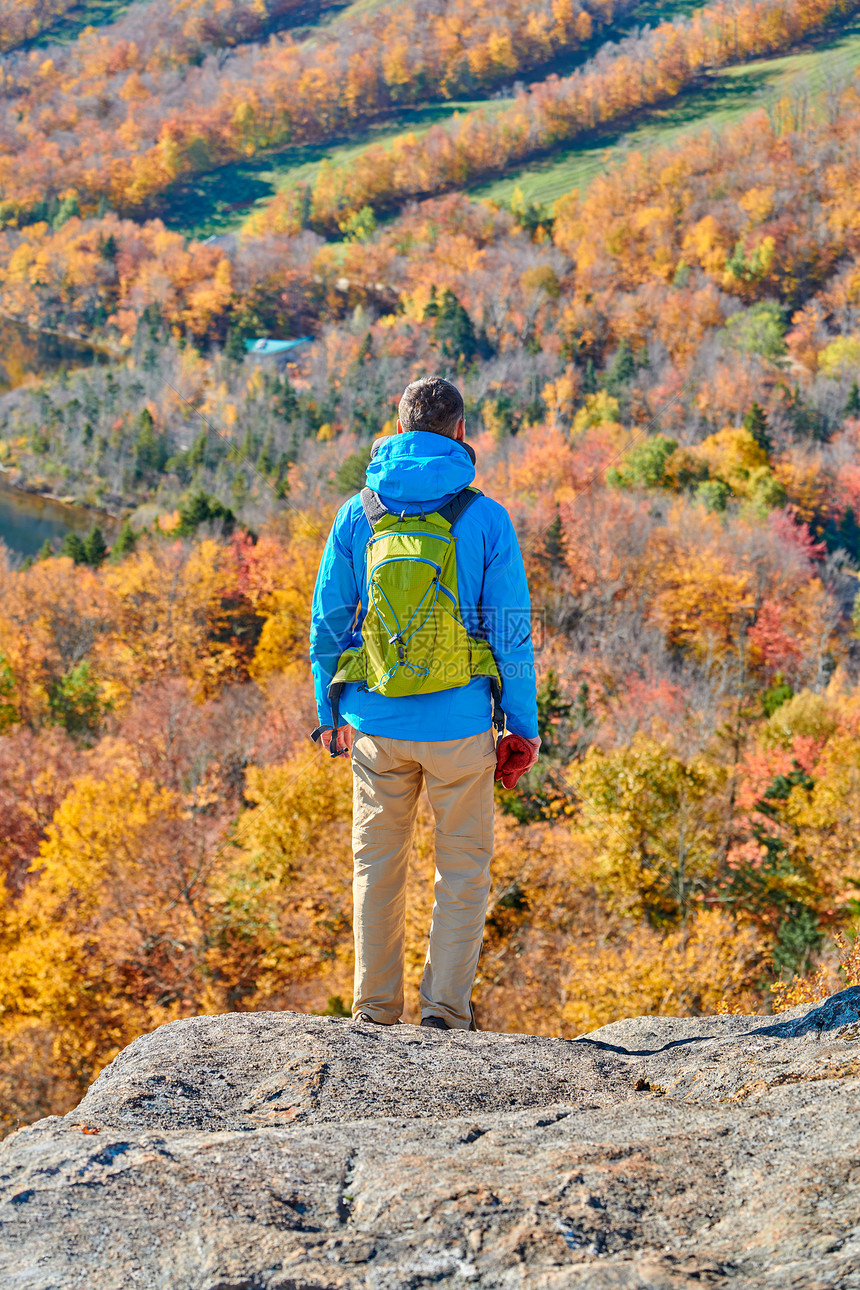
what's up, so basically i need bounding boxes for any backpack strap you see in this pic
[437,486,483,527]
[360,487,389,528]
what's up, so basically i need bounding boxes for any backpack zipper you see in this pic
[368,530,452,546]
[372,556,443,575]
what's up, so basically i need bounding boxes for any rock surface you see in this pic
[3,990,860,1288]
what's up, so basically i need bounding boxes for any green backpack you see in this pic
[325,485,504,752]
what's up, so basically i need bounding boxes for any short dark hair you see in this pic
[398,377,464,438]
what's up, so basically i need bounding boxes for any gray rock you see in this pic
[2,990,860,1289]
[67,1011,634,1132]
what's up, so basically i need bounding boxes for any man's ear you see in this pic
[454,417,466,442]
[396,418,405,435]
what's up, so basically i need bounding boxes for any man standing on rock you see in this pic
[310,376,539,1031]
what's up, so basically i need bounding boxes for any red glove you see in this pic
[494,734,541,789]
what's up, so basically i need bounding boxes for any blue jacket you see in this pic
[310,430,538,741]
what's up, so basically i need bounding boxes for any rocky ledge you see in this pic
[2,990,860,1289]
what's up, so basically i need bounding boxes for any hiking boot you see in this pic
[420,1015,451,1030]
[354,1012,400,1026]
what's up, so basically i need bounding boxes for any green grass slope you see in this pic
[472,14,860,208]
[26,0,138,47]
[161,99,497,240]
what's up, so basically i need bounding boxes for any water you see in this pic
[0,480,98,559]
[0,317,108,557]
[0,315,104,392]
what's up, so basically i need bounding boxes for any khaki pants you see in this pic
[351,729,496,1029]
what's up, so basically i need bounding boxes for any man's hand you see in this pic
[495,734,541,789]
[319,725,355,757]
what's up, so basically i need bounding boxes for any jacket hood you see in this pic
[365,431,476,505]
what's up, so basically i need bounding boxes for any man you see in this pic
[310,376,539,1031]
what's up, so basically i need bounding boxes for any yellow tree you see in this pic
[562,909,766,1033]
[569,733,727,925]
[211,752,354,1012]
[778,715,860,919]
[100,538,246,698]
[0,553,109,726]
[649,510,756,658]
[0,770,179,1105]
[247,519,327,684]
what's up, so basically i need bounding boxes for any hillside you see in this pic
[158,0,707,237]
[3,0,860,1132]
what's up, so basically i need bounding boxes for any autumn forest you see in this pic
[1,0,860,1128]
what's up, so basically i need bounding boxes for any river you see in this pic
[0,317,108,557]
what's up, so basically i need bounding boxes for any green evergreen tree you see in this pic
[52,194,79,229]
[299,184,312,228]
[823,504,860,561]
[604,338,637,393]
[672,260,691,288]
[570,681,594,735]
[224,327,248,362]
[110,518,138,562]
[536,668,572,759]
[433,290,478,364]
[60,532,87,564]
[274,376,299,420]
[232,472,249,506]
[141,301,164,341]
[274,453,291,499]
[241,428,256,462]
[495,668,578,823]
[83,525,108,568]
[541,507,565,567]
[257,433,275,478]
[134,409,168,478]
[788,383,817,439]
[743,401,772,454]
[846,381,860,417]
[37,538,54,561]
[187,432,207,471]
[335,447,373,494]
[176,490,235,537]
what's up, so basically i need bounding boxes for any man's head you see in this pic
[397,377,465,441]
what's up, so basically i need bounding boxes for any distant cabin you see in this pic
[245,337,313,370]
